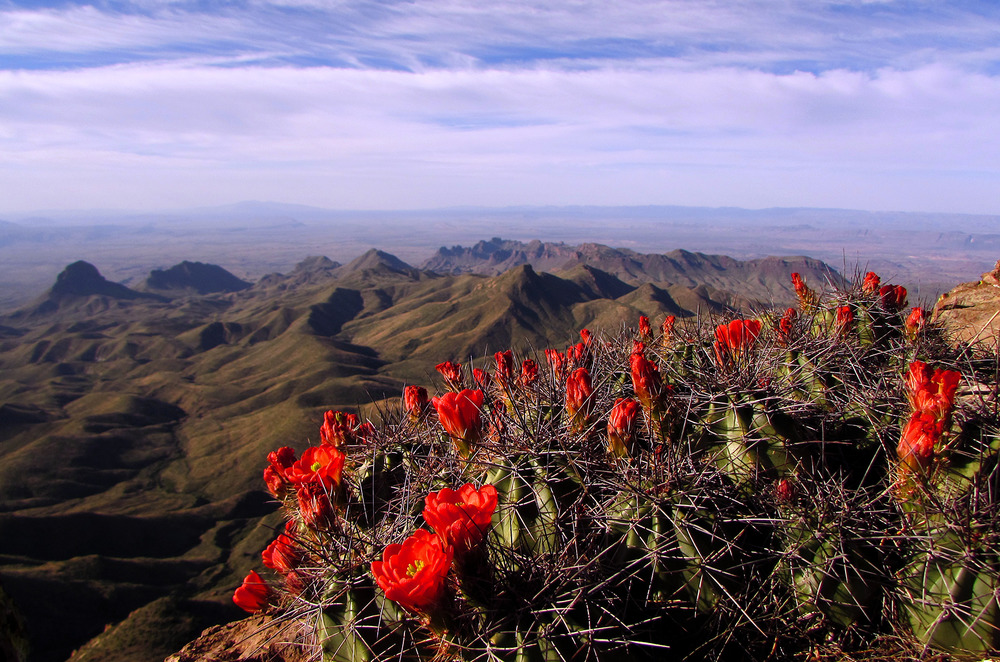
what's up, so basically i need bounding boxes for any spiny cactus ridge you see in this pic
[241,271,1000,661]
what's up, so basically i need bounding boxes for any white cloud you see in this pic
[1,1,1000,213]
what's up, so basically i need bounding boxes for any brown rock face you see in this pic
[933,258,1000,350]
[165,613,314,662]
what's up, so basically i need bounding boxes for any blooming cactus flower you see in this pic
[286,445,346,491]
[607,398,641,458]
[371,528,454,614]
[233,570,273,614]
[432,389,485,456]
[423,483,498,557]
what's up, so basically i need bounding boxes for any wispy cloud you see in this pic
[1,0,999,213]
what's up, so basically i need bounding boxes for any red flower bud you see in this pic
[861,271,881,294]
[519,359,539,389]
[371,529,453,614]
[565,367,595,432]
[403,385,430,422]
[905,307,926,341]
[607,397,641,457]
[494,350,515,389]
[319,410,360,447]
[660,315,676,345]
[879,284,908,312]
[435,361,464,390]
[835,305,853,335]
[630,351,663,411]
[545,348,567,380]
[472,368,493,390]
[638,315,651,339]
[233,570,272,614]
[713,319,762,367]
[296,480,335,529]
[262,520,302,574]
[898,410,943,475]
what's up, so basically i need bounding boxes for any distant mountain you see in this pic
[422,238,840,305]
[0,241,844,662]
[145,261,251,295]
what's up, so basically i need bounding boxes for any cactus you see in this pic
[234,271,1000,661]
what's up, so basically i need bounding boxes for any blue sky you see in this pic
[1,0,999,214]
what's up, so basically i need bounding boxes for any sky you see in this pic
[1,0,1000,215]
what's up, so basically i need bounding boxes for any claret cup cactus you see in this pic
[238,272,999,661]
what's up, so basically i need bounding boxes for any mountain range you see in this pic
[0,240,843,661]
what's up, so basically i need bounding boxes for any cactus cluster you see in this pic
[237,271,1000,661]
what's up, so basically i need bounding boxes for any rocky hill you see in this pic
[0,243,843,662]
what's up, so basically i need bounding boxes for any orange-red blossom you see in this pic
[565,367,595,433]
[897,361,961,482]
[403,385,430,423]
[371,528,454,614]
[607,398,641,458]
[233,570,272,614]
[423,483,498,558]
[713,319,762,368]
[432,389,485,456]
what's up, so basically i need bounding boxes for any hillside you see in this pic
[0,244,842,661]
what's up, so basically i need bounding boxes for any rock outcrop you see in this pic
[933,258,1000,350]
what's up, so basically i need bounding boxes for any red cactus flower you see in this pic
[354,421,376,441]
[423,483,498,557]
[835,305,854,335]
[607,397,641,457]
[898,410,944,475]
[879,284,908,311]
[791,273,817,309]
[403,385,430,422]
[777,307,797,344]
[320,410,360,447]
[861,271,881,293]
[263,466,286,498]
[638,315,652,339]
[262,521,302,575]
[432,389,485,455]
[494,350,515,389]
[630,351,664,411]
[519,359,539,389]
[371,528,454,614]
[660,315,676,345]
[472,367,493,390]
[905,307,926,341]
[286,445,346,491]
[263,446,297,497]
[435,361,464,390]
[296,480,336,528]
[565,367,595,431]
[713,319,762,366]
[545,348,567,380]
[566,342,586,368]
[775,478,797,504]
[233,570,272,614]
[580,328,592,346]
[906,361,960,422]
